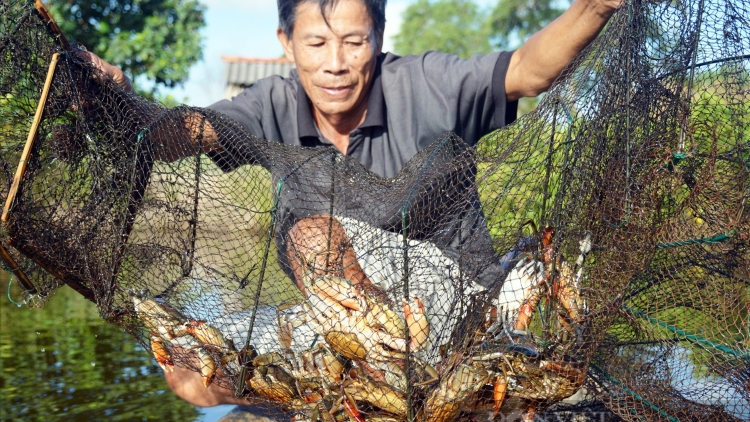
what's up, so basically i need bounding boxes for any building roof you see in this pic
[221,56,296,99]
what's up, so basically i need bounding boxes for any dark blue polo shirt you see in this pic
[207,50,517,178]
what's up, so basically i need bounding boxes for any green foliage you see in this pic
[49,0,206,93]
[490,0,570,50]
[393,0,493,59]
[393,0,570,56]
[152,92,185,108]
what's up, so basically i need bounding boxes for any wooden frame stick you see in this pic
[0,243,37,294]
[34,0,72,51]
[2,53,60,222]
[0,52,61,294]
[0,3,79,296]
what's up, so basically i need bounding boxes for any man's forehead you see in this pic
[293,0,374,36]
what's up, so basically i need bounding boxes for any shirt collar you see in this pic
[296,54,386,140]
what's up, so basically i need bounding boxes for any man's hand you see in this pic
[505,0,625,101]
[72,51,226,162]
[75,50,134,93]
[163,358,248,407]
[593,0,625,16]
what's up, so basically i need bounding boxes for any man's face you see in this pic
[278,0,382,121]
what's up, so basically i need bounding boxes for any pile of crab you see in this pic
[132,225,593,422]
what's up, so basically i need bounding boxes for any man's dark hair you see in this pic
[278,0,387,40]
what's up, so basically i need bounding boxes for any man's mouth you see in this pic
[320,85,353,98]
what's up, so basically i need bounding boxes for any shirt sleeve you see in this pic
[208,85,266,137]
[491,51,519,128]
[382,50,518,148]
[204,83,268,172]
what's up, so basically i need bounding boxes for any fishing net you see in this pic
[1,0,748,420]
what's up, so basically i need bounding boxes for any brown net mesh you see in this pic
[1,0,748,420]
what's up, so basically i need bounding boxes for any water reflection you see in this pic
[0,270,231,421]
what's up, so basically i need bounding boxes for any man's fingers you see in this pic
[73,50,134,93]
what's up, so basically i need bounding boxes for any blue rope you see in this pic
[655,230,735,249]
[0,268,23,308]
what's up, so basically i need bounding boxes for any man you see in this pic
[87,0,621,407]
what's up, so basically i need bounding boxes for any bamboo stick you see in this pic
[8,239,97,303]
[33,0,72,51]
[2,53,60,222]
[0,243,36,294]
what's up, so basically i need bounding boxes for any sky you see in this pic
[165,0,497,107]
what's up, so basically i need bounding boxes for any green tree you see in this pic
[393,0,492,59]
[50,0,206,95]
[490,0,570,49]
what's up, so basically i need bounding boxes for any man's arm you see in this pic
[77,51,223,161]
[505,0,623,101]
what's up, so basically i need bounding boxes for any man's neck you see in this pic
[313,95,369,155]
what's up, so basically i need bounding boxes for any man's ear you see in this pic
[277,27,296,63]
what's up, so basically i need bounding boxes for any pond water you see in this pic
[0,270,236,421]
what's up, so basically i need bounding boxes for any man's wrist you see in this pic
[116,74,134,93]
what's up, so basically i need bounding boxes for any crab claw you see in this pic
[197,348,216,388]
[150,335,174,372]
[184,320,229,349]
[311,276,363,311]
[307,291,349,322]
[403,297,429,351]
[493,372,509,417]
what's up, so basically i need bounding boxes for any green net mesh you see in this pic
[1,0,748,420]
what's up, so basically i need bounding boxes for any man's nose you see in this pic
[322,43,347,75]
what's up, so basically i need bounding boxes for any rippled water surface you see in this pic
[0,271,235,421]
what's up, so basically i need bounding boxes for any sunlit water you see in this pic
[0,271,237,421]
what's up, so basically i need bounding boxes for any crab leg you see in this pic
[342,391,366,422]
[497,258,545,331]
[556,233,592,323]
[403,297,430,351]
[197,348,216,388]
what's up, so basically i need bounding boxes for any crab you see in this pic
[422,362,491,422]
[251,344,373,422]
[131,291,189,340]
[358,355,439,393]
[248,363,298,403]
[132,291,238,379]
[252,343,346,403]
[298,253,430,362]
[493,229,591,334]
[290,393,363,422]
[343,364,408,417]
[551,232,591,325]
[468,331,587,417]
[132,292,193,371]
[184,319,235,352]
